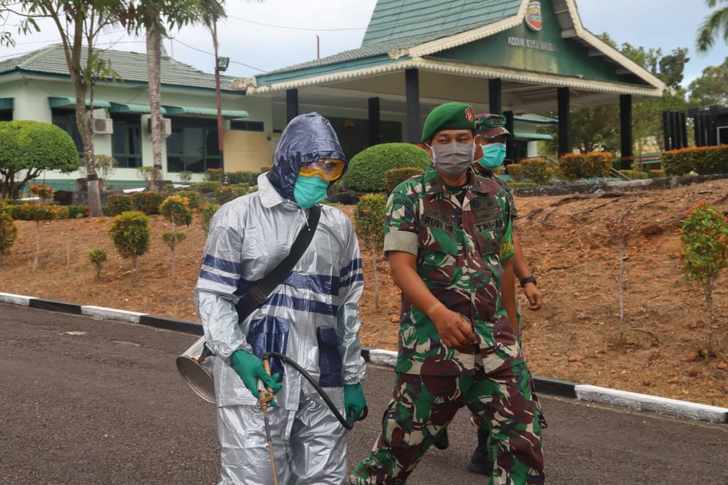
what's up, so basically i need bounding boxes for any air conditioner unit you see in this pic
[92,117,114,135]
[147,117,172,137]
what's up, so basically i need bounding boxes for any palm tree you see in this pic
[697,0,728,52]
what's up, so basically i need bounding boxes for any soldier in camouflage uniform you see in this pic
[349,103,545,485]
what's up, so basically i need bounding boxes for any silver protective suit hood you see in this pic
[268,113,347,201]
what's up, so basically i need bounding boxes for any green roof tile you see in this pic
[362,0,522,47]
[0,44,239,92]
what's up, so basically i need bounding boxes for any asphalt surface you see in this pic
[1,303,727,485]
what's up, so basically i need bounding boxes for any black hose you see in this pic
[263,352,367,430]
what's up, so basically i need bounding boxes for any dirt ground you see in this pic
[1,180,727,407]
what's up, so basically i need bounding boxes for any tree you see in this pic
[689,57,728,107]
[697,0,728,52]
[0,121,79,200]
[1,0,120,216]
[117,0,224,191]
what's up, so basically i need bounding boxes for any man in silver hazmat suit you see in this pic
[196,112,367,485]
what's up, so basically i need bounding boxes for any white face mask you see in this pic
[430,142,476,177]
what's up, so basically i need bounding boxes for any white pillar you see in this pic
[527,141,539,158]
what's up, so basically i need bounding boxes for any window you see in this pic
[51,109,83,154]
[0,110,12,121]
[166,117,222,173]
[230,120,264,132]
[111,114,142,168]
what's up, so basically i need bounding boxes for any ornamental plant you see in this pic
[110,211,150,273]
[160,195,192,275]
[88,248,108,280]
[681,204,728,357]
[355,193,387,309]
[0,210,17,263]
[30,183,54,203]
[342,143,431,193]
[558,151,614,180]
[201,203,220,233]
[507,158,557,185]
[663,145,728,176]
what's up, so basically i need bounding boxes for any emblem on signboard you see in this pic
[525,1,543,32]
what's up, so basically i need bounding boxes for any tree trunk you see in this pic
[33,221,40,271]
[618,237,626,322]
[147,24,164,193]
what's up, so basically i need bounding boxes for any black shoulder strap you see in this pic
[236,205,321,322]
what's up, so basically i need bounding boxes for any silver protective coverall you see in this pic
[196,113,366,485]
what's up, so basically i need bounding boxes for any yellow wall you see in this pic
[224,131,274,173]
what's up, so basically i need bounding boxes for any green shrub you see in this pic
[648,169,667,178]
[507,158,556,185]
[10,203,59,221]
[662,146,728,176]
[384,167,424,193]
[681,204,728,354]
[342,143,431,193]
[506,180,539,191]
[0,210,17,258]
[618,170,650,180]
[206,168,224,182]
[201,203,220,233]
[559,152,614,180]
[226,171,259,185]
[160,195,193,227]
[191,181,221,195]
[0,120,80,200]
[88,248,107,280]
[174,190,202,209]
[355,194,387,250]
[215,184,248,205]
[67,205,89,219]
[110,211,150,271]
[106,195,135,216]
[131,192,163,215]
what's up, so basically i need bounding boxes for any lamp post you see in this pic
[212,19,228,168]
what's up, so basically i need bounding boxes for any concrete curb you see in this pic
[2,291,727,424]
[575,385,728,424]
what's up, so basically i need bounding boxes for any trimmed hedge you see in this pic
[384,167,424,193]
[215,184,249,205]
[559,152,614,180]
[662,145,728,176]
[105,192,163,217]
[226,171,260,186]
[174,190,202,209]
[342,143,431,193]
[355,193,387,250]
[507,158,556,185]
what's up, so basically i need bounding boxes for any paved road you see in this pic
[1,304,727,485]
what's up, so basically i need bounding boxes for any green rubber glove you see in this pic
[230,350,282,399]
[344,383,367,424]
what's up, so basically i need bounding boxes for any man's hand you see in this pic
[429,304,477,349]
[230,350,282,399]
[523,283,543,311]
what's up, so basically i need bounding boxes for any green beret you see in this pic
[421,102,475,143]
[475,113,511,138]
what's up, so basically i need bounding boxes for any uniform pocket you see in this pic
[317,327,343,387]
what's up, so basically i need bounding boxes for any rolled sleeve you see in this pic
[384,230,419,255]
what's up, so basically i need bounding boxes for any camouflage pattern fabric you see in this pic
[349,348,545,484]
[382,166,516,376]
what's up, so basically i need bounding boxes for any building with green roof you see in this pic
[0,44,269,191]
[243,0,665,165]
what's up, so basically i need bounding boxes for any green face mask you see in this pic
[293,175,329,209]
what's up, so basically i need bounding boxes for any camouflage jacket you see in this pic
[384,166,515,376]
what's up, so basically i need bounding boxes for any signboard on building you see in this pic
[525,1,543,32]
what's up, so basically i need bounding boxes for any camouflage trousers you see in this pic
[349,357,545,485]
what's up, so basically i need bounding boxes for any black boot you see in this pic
[433,428,449,450]
[466,427,493,475]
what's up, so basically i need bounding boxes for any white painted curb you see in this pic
[0,292,31,306]
[368,349,398,368]
[575,385,728,424]
[81,305,144,323]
